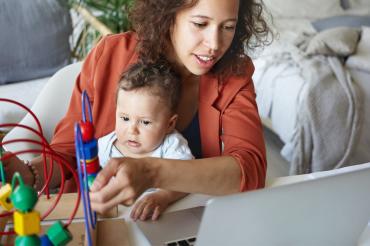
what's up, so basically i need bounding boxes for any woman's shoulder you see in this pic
[98,31,139,53]
[86,31,139,74]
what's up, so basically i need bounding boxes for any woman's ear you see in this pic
[167,114,178,133]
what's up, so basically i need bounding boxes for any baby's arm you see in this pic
[130,189,188,221]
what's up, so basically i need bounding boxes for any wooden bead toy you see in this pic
[79,121,94,143]
[13,210,41,236]
[47,220,72,246]
[0,183,13,211]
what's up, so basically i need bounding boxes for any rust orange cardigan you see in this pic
[51,32,267,191]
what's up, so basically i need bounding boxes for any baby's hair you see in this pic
[117,61,181,113]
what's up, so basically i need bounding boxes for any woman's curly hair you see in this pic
[129,0,271,77]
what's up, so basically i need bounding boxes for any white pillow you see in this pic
[305,27,360,56]
[263,0,344,18]
[346,26,370,72]
[347,0,370,8]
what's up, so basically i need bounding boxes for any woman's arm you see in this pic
[153,156,241,195]
[89,156,241,213]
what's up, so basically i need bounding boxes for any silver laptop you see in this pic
[137,164,370,246]
[136,206,204,246]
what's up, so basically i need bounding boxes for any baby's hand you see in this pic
[130,190,187,221]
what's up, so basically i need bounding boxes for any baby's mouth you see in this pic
[127,140,140,147]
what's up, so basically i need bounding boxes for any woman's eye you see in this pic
[223,25,235,31]
[121,116,129,121]
[192,22,206,28]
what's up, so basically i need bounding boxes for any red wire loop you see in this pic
[0,98,81,236]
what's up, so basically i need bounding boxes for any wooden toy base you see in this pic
[1,192,122,245]
[3,219,130,246]
[35,193,118,220]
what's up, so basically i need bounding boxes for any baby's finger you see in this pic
[132,201,147,221]
[130,202,140,219]
[151,206,162,221]
[140,203,155,221]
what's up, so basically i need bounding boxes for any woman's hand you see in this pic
[1,152,34,186]
[89,157,156,214]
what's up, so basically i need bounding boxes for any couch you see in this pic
[3,62,82,161]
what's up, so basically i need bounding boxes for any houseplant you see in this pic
[68,0,134,60]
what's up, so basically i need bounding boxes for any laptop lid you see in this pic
[136,206,204,246]
[196,165,370,246]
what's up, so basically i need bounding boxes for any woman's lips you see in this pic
[194,54,216,69]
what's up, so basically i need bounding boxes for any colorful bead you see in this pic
[85,157,98,164]
[10,184,38,212]
[47,221,72,246]
[80,121,94,142]
[81,139,98,160]
[13,210,40,236]
[85,159,100,174]
[40,234,53,246]
[15,235,41,246]
[87,174,97,189]
[0,183,13,211]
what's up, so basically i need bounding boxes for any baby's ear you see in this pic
[167,114,178,133]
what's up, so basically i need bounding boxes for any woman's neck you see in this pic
[165,45,195,80]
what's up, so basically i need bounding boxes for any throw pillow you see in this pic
[346,0,370,8]
[346,26,370,72]
[263,0,344,18]
[0,0,72,84]
[312,15,370,31]
[305,27,360,56]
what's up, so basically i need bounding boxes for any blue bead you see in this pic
[40,234,53,246]
[82,139,98,160]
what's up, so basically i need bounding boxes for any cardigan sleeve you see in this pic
[219,62,267,191]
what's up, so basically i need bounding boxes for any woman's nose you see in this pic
[204,27,220,52]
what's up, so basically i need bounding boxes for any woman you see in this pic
[4,0,270,215]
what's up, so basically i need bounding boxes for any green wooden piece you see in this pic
[10,173,37,212]
[47,221,72,246]
[15,235,41,246]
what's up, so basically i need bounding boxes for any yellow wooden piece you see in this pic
[14,210,40,236]
[0,184,13,211]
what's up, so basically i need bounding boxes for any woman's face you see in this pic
[169,0,239,76]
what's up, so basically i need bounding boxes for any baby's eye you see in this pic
[121,116,129,121]
[141,120,152,126]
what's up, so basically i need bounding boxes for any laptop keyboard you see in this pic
[165,237,196,246]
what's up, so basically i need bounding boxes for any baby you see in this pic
[98,61,193,221]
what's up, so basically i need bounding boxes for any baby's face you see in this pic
[114,89,176,157]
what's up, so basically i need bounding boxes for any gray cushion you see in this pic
[0,0,72,84]
[341,0,351,9]
[312,15,370,31]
